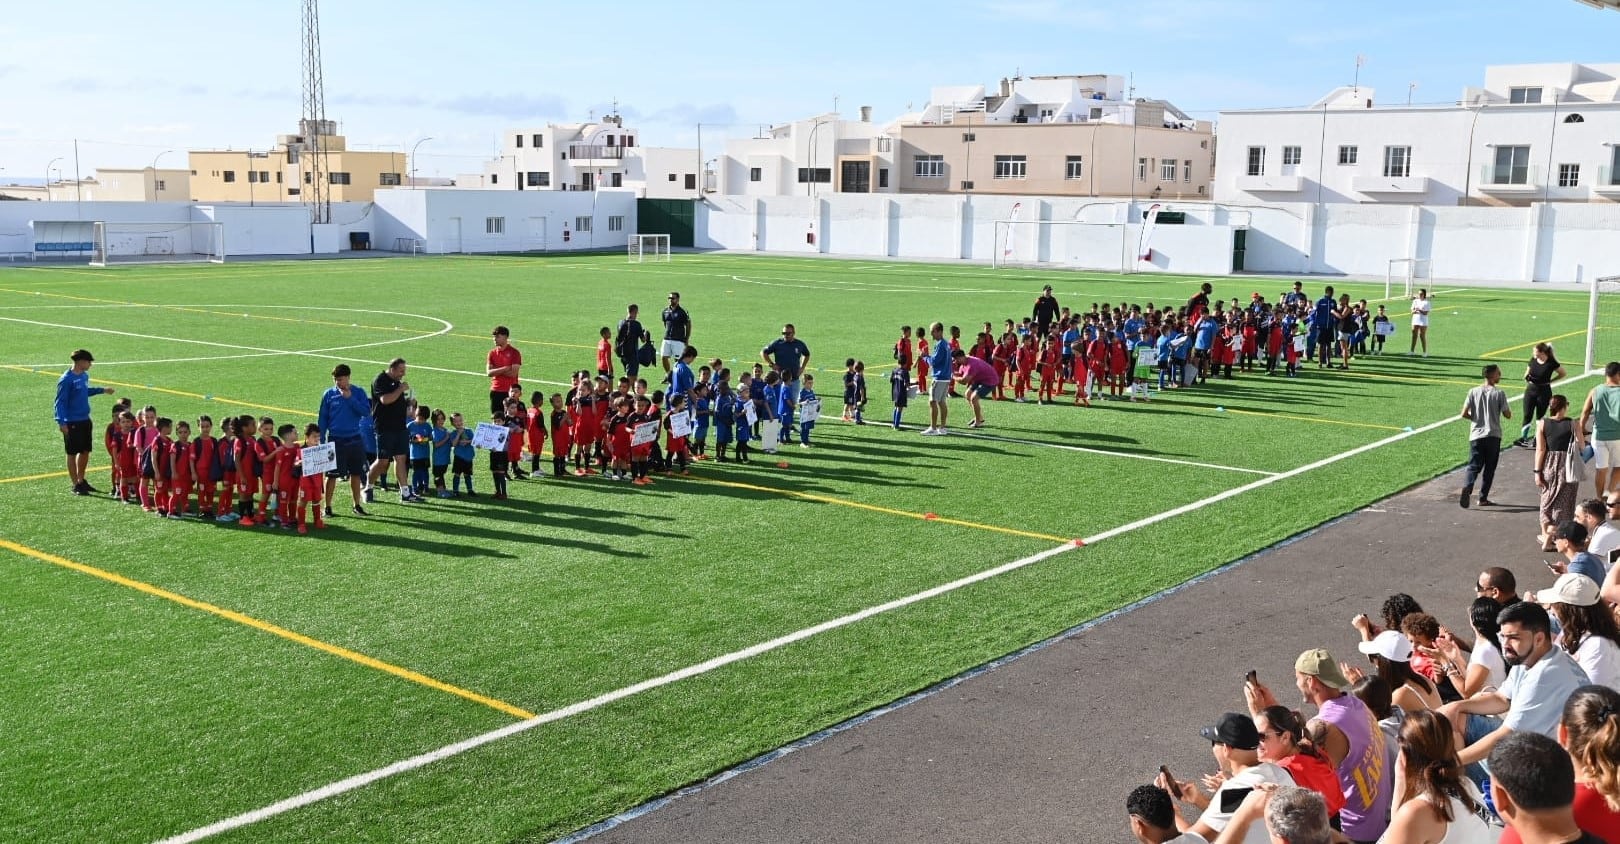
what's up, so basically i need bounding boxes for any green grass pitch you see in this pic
[0,253,1593,842]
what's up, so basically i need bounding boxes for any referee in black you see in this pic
[366,357,419,503]
[1032,285,1060,337]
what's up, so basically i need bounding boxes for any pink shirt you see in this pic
[954,355,1001,387]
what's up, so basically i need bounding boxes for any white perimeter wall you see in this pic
[372,188,637,254]
[0,200,376,258]
[695,194,1620,283]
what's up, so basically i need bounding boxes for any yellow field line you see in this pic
[0,536,535,720]
[0,465,109,484]
[675,472,1074,543]
[1482,328,1591,360]
[4,366,313,418]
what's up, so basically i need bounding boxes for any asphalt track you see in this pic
[586,445,1562,843]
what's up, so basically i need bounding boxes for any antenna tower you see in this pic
[300,0,330,224]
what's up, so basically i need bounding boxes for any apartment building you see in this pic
[188,121,405,204]
[470,115,699,199]
[718,109,899,196]
[1215,62,1620,206]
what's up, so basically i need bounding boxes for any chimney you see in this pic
[859,105,872,122]
[1000,77,1012,97]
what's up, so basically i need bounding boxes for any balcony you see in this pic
[567,144,627,165]
[1352,175,1431,195]
[1477,165,1542,193]
[1234,174,1304,193]
[1595,167,1620,194]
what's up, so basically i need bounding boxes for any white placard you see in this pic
[1136,347,1159,368]
[800,399,821,423]
[759,419,781,452]
[301,442,336,475]
[472,422,509,451]
[631,420,660,447]
[1291,335,1306,354]
[743,401,760,425]
[668,411,693,439]
[1375,321,1396,337]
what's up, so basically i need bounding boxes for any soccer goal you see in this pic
[1385,258,1433,300]
[628,233,671,263]
[1586,274,1620,373]
[992,219,1133,273]
[89,221,225,267]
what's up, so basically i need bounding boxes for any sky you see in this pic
[0,0,1615,182]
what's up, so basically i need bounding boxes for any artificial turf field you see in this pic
[0,252,1600,842]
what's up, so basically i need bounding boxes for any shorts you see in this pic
[1595,439,1620,470]
[452,457,473,475]
[1412,316,1429,328]
[410,457,429,472]
[489,390,508,417]
[61,419,93,455]
[661,338,688,359]
[327,437,368,479]
[967,384,994,399]
[375,428,409,459]
[1338,331,1355,343]
[929,380,951,403]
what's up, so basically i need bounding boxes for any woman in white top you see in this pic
[1379,710,1498,844]
[1539,573,1620,691]
[1351,630,1445,713]
[1429,598,1509,697]
[1410,288,1431,357]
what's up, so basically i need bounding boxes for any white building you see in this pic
[911,74,1198,130]
[467,115,699,199]
[718,109,899,196]
[1215,62,1620,207]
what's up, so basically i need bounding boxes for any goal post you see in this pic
[1384,258,1432,300]
[628,233,671,263]
[1587,274,1620,374]
[992,219,1131,273]
[89,221,225,267]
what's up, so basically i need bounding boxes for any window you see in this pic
[878,168,889,188]
[623,136,633,147]
[247,171,258,183]
[574,216,592,232]
[1184,160,1192,183]
[1065,155,1084,180]
[608,215,625,232]
[260,171,269,182]
[1509,87,1543,104]
[154,180,166,191]
[1160,159,1176,181]
[1382,146,1411,178]
[610,173,622,188]
[1565,114,1584,124]
[749,167,762,182]
[914,154,944,178]
[1245,146,1265,176]
[668,173,677,182]
[685,173,697,190]
[1491,145,1530,184]
[795,168,831,183]
[515,134,523,148]
[605,134,615,146]
[533,134,543,147]
[329,172,352,185]
[222,170,236,183]
[961,132,976,142]
[992,155,1027,179]
[490,173,498,185]
[1090,107,1103,120]
[1612,147,1620,185]
[525,171,549,187]
[486,217,505,235]
[276,172,283,183]
[286,188,300,196]
[959,180,974,190]
[1338,145,1359,165]
[380,173,401,186]
[1282,146,1302,166]
[1138,157,1149,181]
[1558,163,1580,188]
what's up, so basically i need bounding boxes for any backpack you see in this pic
[207,442,225,483]
[220,439,237,473]
[637,341,656,366]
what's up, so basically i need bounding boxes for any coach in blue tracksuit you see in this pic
[54,348,115,496]
[317,363,372,517]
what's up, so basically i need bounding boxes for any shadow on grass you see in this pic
[367,508,659,558]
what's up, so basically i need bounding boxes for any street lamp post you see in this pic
[409,137,433,188]
[1461,103,1488,207]
[150,150,174,200]
[45,157,62,201]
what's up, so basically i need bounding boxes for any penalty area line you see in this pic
[155,373,1541,843]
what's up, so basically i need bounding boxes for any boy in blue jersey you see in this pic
[889,365,910,429]
[797,373,819,447]
[430,409,453,497]
[852,360,867,425]
[1155,326,1178,390]
[691,383,711,459]
[406,406,433,497]
[733,383,754,463]
[765,371,792,444]
[712,378,736,462]
[1311,285,1336,367]
[1193,315,1220,384]
[448,413,476,496]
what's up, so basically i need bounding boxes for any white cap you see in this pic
[1534,573,1602,607]
[1356,630,1414,662]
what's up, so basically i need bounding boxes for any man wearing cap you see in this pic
[1158,712,1294,844]
[762,323,810,434]
[486,326,522,416]
[54,349,115,495]
[1545,519,1606,586]
[1438,601,1589,775]
[660,291,692,379]
[1032,285,1059,337]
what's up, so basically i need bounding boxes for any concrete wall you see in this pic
[371,188,637,254]
[0,200,375,258]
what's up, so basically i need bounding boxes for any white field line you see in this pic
[935,426,1277,475]
[161,376,1603,844]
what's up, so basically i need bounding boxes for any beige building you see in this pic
[85,168,192,201]
[189,121,404,203]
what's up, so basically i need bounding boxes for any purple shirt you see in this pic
[1317,693,1393,841]
[953,355,1001,388]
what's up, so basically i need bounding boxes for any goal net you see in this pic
[629,233,671,263]
[992,219,1132,273]
[1587,275,1620,373]
[89,221,225,267]
[1385,258,1433,300]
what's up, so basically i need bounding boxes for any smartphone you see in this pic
[1159,765,1179,796]
[1220,786,1255,814]
[1244,669,1258,687]
[1545,560,1561,572]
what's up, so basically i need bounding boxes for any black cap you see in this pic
[492,326,510,337]
[71,349,94,362]
[1199,713,1260,750]
[668,291,680,299]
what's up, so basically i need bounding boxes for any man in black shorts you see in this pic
[660,291,692,379]
[616,303,644,381]
[53,348,115,495]
[366,358,419,503]
[317,363,374,516]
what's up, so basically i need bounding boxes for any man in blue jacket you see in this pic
[318,363,373,517]
[54,348,115,495]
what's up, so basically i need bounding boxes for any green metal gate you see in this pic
[637,198,695,248]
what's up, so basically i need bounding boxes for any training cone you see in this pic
[776,461,790,469]
[1403,426,1414,432]
[203,394,214,401]
[1215,406,1225,413]
[1072,538,1086,546]
[923,512,938,520]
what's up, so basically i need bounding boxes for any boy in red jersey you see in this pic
[914,328,930,393]
[151,418,175,516]
[991,335,1013,401]
[253,416,278,524]
[1070,339,1093,408]
[192,415,217,515]
[1037,337,1060,404]
[215,417,239,521]
[607,396,634,481]
[104,398,131,498]
[629,396,656,485]
[1085,333,1108,403]
[1014,336,1036,402]
[548,394,573,479]
[296,424,327,533]
[894,325,914,385]
[665,393,692,475]
[502,398,526,478]
[270,424,301,529]
[131,405,161,511]
[525,391,548,477]
[166,420,195,518]
[596,327,614,380]
[112,410,138,503]
[572,383,599,475]
[233,415,261,526]
[1108,337,1130,399]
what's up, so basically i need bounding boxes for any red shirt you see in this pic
[276,447,300,489]
[895,338,913,368]
[488,344,522,392]
[596,339,612,372]
[192,434,216,478]
[1502,784,1620,844]
[1016,348,1036,373]
[170,441,195,485]
[1277,753,1346,818]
